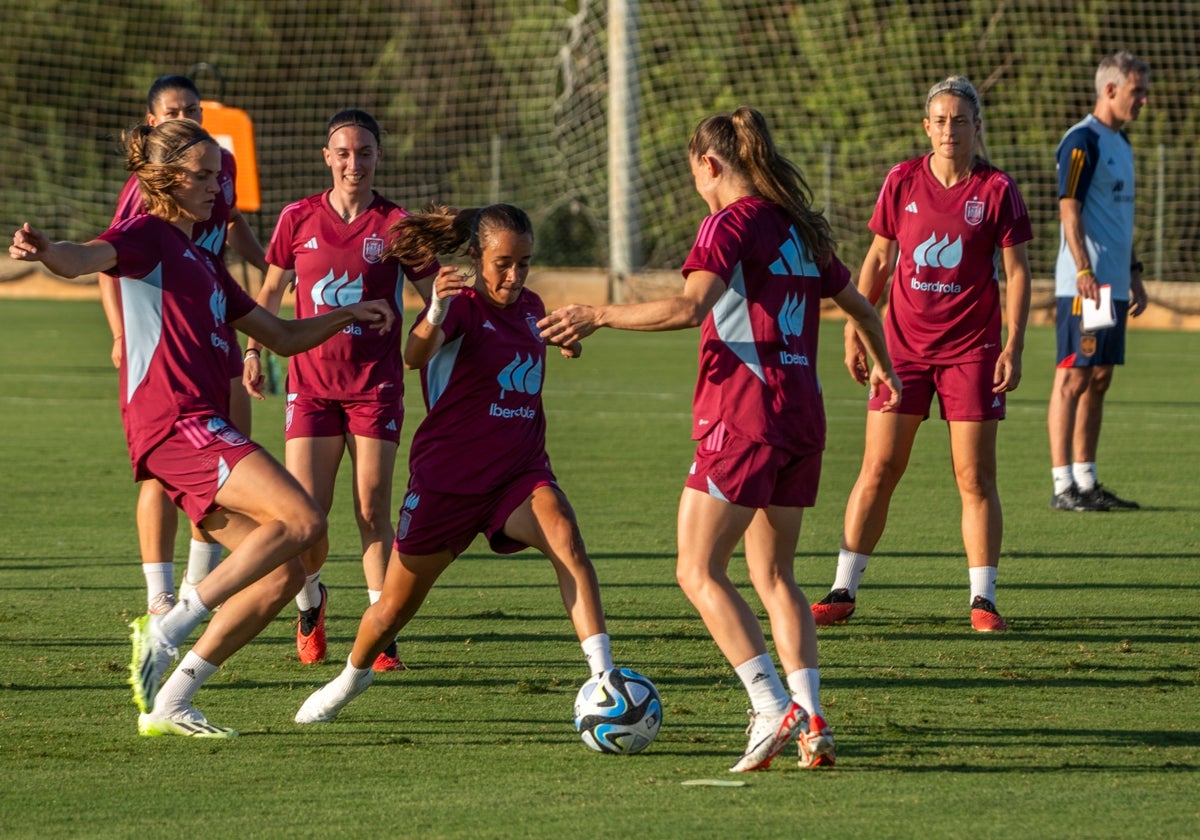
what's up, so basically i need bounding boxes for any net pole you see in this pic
[608,0,640,303]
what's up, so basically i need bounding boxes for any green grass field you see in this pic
[1,299,1198,839]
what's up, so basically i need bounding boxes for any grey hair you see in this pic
[1095,51,1150,97]
[925,76,982,121]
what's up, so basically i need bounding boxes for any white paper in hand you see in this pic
[1081,284,1116,331]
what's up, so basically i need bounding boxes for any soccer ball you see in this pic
[573,668,662,755]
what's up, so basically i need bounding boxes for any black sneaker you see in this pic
[1049,485,1105,512]
[1083,484,1139,510]
[812,588,856,625]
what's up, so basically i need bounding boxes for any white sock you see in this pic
[295,573,322,612]
[337,655,372,691]
[831,548,870,596]
[153,650,218,714]
[186,539,222,585]
[1072,462,1098,492]
[581,633,613,675]
[143,563,174,607]
[734,653,790,715]
[1052,465,1075,495]
[155,590,212,647]
[786,668,823,719]
[969,566,998,605]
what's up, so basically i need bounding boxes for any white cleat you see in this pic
[138,705,237,738]
[729,701,807,772]
[295,669,375,724]
[128,614,177,714]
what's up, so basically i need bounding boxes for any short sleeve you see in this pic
[868,164,905,241]
[1057,128,1096,202]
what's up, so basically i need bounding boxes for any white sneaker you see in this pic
[148,591,176,615]
[138,705,237,738]
[295,669,375,724]
[729,700,807,772]
[128,614,178,714]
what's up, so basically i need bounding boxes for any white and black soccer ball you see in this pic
[573,667,662,755]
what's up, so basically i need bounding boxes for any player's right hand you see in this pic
[243,354,266,400]
[9,223,48,262]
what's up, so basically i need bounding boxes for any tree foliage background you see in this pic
[2,0,1196,286]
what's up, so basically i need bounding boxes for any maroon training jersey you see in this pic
[97,214,257,476]
[112,147,238,259]
[266,191,436,401]
[409,287,551,495]
[870,155,1032,364]
[681,195,850,456]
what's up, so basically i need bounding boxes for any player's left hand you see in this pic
[992,348,1022,393]
[1129,274,1149,317]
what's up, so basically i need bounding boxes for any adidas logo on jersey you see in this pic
[385,419,397,431]
[303,237,319,250]
[905,201,918,213]
[482,320,496,331]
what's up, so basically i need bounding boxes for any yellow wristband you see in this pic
[1076,268,1094,278]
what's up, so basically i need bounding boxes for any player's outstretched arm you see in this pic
[9,224,117,279]
[234,299,394,358]
[538,271,725,344]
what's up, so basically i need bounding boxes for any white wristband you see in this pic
[425,294,449,326]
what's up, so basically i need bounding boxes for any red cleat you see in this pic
[372,639,406,672]
[970,596,1008,633]
[296,583,328,664]
[812,588,856,626]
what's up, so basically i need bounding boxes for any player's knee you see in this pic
[1089,370,1113,393]
[355,496,391,536]
[675,559,714,600]
[287,503,328,551]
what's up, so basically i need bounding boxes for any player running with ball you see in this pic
[294,204,618,726]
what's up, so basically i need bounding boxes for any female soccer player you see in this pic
[10,119,395,737]
[538,107,899,772]
[294,203,615,725]
[99,74,268,617]
[809,76,1033,632]
[243,109,436,672]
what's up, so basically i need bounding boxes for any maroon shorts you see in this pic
[140,414,261,524]
[683,422,821,509]
[394,468,558,557]
[285,392,403,443]
[870,357,1005,421]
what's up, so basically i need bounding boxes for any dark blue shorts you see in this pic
[1056,297,1129,368]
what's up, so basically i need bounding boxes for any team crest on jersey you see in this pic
[525,313,545,343]
[1079,334,1097,357]
[209,285,227,326]
[363,235,386,264]
[964,199,985,226]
